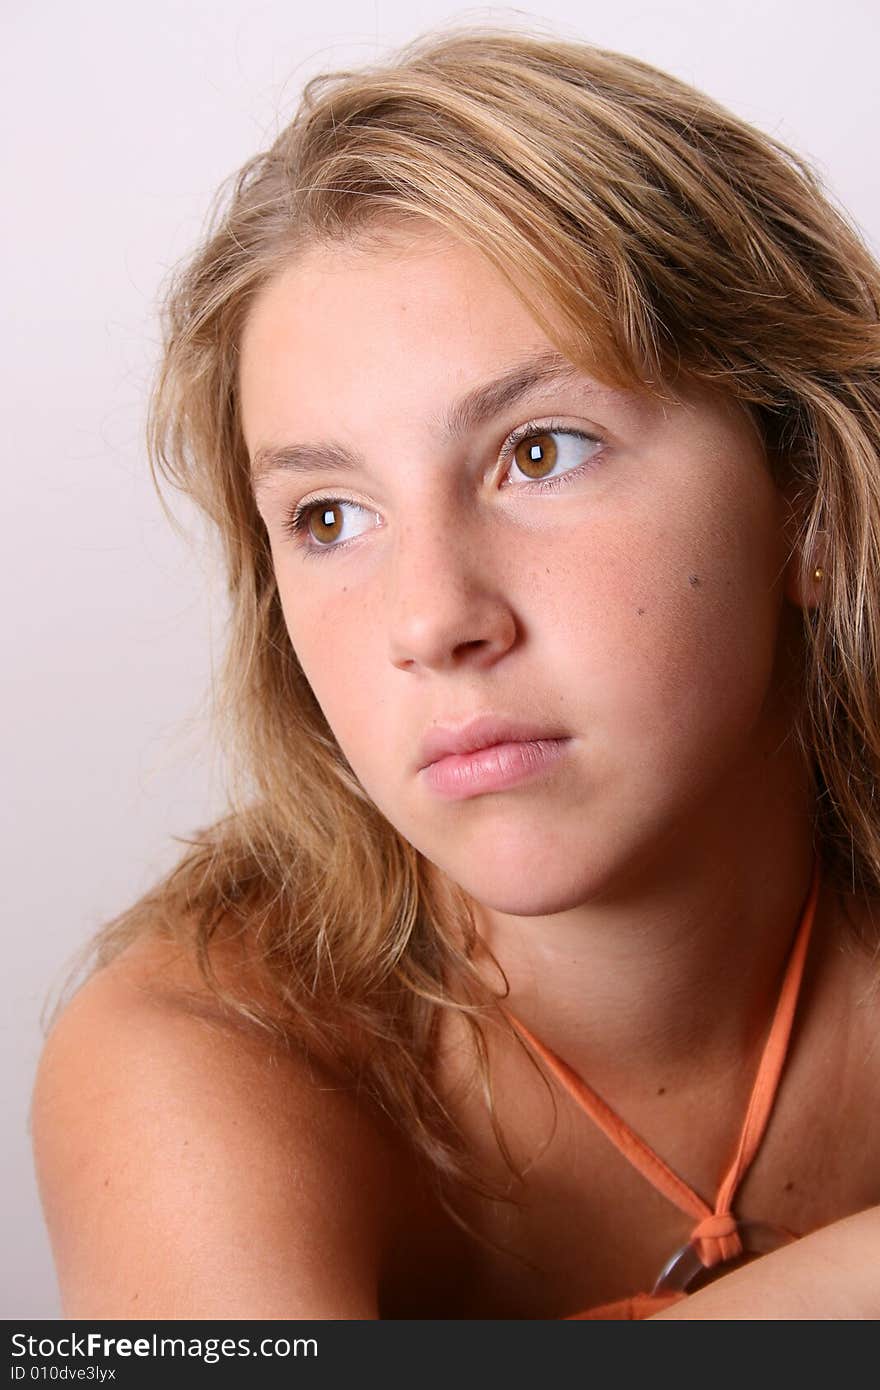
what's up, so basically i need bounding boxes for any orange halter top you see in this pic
[502,855,821,1320]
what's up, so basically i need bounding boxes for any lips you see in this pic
[417,713,569,771]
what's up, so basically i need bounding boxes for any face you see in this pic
[239,227,802,915]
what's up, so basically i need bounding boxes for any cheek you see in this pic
[277,574,382,748]
[560,510,784,770]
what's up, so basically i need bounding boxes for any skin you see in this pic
[240,223,827,1098]
[32,223,880,1318]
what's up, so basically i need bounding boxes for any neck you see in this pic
[463,748,827,1098]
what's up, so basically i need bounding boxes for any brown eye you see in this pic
[308,503,344,544]
[283,495,375,555]
[513,432,558,479]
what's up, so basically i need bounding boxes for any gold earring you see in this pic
[813,566,825,582]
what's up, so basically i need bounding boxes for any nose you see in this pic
[386,506,518,673]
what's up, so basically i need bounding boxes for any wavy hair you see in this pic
[68,23,880,1225]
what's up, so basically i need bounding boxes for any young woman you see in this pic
[31,26,880,1319]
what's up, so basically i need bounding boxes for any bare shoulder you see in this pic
[31,931,416,1319]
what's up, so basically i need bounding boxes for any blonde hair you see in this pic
[70,24,880,1218]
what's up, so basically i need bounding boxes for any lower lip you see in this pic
[421,738,571,800]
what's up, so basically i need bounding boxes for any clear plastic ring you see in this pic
[651,1220,798,1295]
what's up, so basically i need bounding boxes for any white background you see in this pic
[4,0,878,1318]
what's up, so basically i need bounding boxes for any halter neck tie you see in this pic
[502,855,822,1275]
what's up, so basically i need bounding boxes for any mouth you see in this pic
[417,714,571,771]
[419,735,572,800]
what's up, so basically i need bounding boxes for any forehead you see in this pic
[238,230,563,443]
[237,227,757,469]
[247,222,524,328]
[243,228,533,345]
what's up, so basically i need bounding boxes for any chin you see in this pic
[447,858,607,919]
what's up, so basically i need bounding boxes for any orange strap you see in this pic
[568,1292,684,1319]
[502,856,821,1270]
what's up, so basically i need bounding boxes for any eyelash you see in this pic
[279,418,605,558]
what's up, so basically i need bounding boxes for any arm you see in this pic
[651,1210,880,1319]
[30,941,400,1319]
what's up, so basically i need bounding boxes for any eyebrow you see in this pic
[249,348,591,495]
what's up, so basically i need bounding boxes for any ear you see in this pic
[779,476,827,611]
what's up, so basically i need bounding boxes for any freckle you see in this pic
[656,1085,666,1096]
[784,1179,795,1192]
[103,1177,110,1187]
[688,574,701,587]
